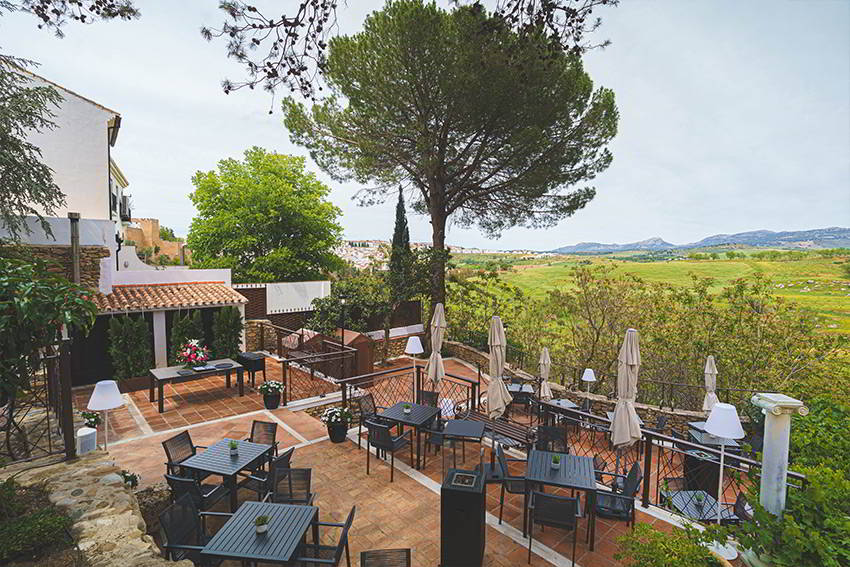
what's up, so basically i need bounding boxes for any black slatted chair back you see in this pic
[593,455,607,483]
[580,398,592,413]
[272,467,313,505]
[333,506,357,565]
[670,429,688,450]
[159,494,203,561]
[249,420,277,446]
[366,421,395,452]
[496,444,525,493]
[164,474,202,507]
[623,462,643,497]
[361,548,412,567]
[535,425,569,453]
[358,394,378,420]
[654,414,669,432]
[162,431,196,473]
[417,390,438,407]
[531,492,580,530]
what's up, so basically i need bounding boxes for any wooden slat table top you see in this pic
[149,358,242,381]
[668,490,737,522]
[442,419,486,440]
[379,401,440,428]
[201,501,317,563]
[526,450,597,492]
[540,398,579,410]
[181,439,271,477]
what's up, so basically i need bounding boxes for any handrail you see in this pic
[335,364,417,385]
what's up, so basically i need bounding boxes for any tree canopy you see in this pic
[283,0,618,306]
[187,147,343,283]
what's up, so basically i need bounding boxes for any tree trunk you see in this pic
[429,207,447,308]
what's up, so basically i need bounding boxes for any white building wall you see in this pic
[25,75,118,221]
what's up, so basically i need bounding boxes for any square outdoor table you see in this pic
[524,450,598,550]
[201,501,318,565]
[539,398,579,426]
[668,490,737,522]
[442,420,486,468]
[149,358,244,413]
[606,411,645,426]
[506,383,534,394]
[180,438,273,511]
[689,427,740,449]
[378,402,440,470]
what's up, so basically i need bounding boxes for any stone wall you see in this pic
[373,335,419,360]
[5,451,190,567]
[15,244,110,290]
[245,319,276,352]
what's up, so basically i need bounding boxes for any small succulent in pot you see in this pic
[403,403,412,414]
[551,454,561,469]
[81,410,101,428]
[694,491,705,509]
[229,440,239,456]
[255,515,270,534]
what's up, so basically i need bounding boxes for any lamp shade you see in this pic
[405,336,424,355]
[87,380,124,411]
[581,368,597,382]
[704,402,745,440]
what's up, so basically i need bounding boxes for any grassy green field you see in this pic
[453,252,850,333]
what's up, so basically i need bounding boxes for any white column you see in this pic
[238,303,247,352]
[750,393,808,515]
[153,310,167,368]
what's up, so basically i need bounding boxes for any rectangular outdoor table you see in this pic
[539,398,579,426]
[200,501,318,565]
[668,490,737,522]
[179,438,273,511]
[442,419,486,468]
[688,426,740,448]
[378,401,440,470]
[149,358,244,413]
[524,450,598,550]
[606,411,645,426]
[506,383,534,394]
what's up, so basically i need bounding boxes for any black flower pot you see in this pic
[327,422,348,443]
[263,392,281,410]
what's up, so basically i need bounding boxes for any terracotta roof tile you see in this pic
[94,282,247,314]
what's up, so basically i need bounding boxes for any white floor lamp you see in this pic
[703,402,746,560]
[405,336,424,369]
[87,380,125,452]
[581,368,596,395]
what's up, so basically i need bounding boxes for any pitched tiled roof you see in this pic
[94,282,247,314]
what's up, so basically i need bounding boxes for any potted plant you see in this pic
[229,440,239,457]
[551,454,561,470]
[402,403,412,415]
[258,380,284,410]
[694,492,705,513]
[120,470,140,489]
[81,410,101,429]
[254,515,269,535]
[321,406,353,443]
[176,339,210,370]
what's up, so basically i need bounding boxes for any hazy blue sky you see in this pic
[3,0,849,250]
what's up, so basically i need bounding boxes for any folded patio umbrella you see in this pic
[702,355,720,411]
[426,303,447,389]
[538,347,554,401]
[487,316,512,418]
[610,329,643,448]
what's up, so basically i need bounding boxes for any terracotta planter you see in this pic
[263,392,281,410]
[327,422,348,443]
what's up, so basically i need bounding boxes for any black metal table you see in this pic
[200,501,318,565]
[149,358,244,413]
[524,449,598,550]
[606,410,645,426]
[180,438,273,511]
[667,490,736,523]
[378,402,440,470]
[442,419,486,468]
[506,383,534,394]
[688,422,741,449]
[539,398,579,426]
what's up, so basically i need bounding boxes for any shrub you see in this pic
[0,479,74,563]
[212,306,244,359]
[791,396,850,479]
[107,314,152,379]
[615,523,721,567]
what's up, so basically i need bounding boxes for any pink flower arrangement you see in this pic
[177,339,210,366]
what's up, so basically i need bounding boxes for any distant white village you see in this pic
[336,239,548,269]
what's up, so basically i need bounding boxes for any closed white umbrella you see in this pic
[538,347,553,401]
[610,329,643,448]
[702,355,720,411]
[487,316,512,418]
[426,303,447,388]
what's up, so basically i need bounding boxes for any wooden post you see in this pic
[59,340,76,461]
[642,432,653,508]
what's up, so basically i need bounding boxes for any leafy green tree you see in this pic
[0,57,66,241]
[307,274,388,336]
[283,0,618,307]
[107,315,151,380]
[169,311,203,365]
[159,225,179,242]
[188,147,343,283]
[212,306,244,359]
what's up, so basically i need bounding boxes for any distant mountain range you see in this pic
[551,227,850,254]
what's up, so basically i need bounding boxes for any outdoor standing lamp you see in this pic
[703,402,745,559]
[405,336,424,369]
[87,380,124,452]
[581,368,597,395]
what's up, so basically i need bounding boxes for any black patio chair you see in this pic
[365,420,412,482]
[360,548,411,567]
[162,431,208,479]
[719,491,753,524]
[158,493,231,566]
[291,506,356,567]
[264,467,315,505]
[245,419,279,455]
[594,461,643,527]
[417,389,439,407]
[356,393,388,448]
[534,425,569,453]
[647,414,669,435]
[527,492,581,564]
[164,474,229,516]
[238,446,294,500]
[422,415,445,468]
[477,443,527,524]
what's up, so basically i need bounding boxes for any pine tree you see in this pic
[389,188,411,282]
